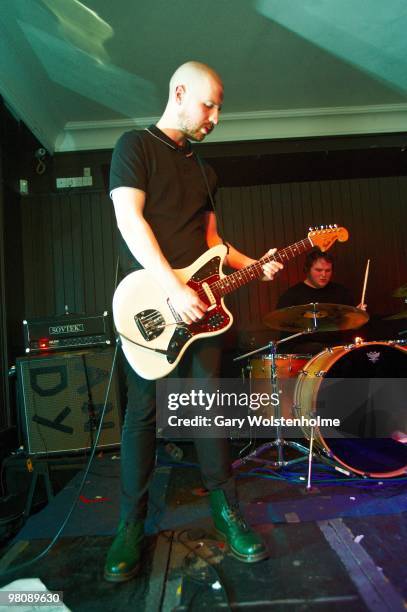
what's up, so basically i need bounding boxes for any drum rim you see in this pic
[257,353,313,361]
[294,341,407,478]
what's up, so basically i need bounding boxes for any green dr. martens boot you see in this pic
[104,520,144,582]
[210,490,269,563]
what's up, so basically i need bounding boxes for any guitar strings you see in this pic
[138,252,293,326]
[127,233,335,335]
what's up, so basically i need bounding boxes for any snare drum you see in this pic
[248,353,312,418]
[294,341,407,478]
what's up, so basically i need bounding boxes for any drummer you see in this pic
[276,249,367,353]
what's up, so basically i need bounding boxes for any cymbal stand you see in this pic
[232,331,313,471]
[306,426,315,490]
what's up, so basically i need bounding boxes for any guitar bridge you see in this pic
[135,309,165,341]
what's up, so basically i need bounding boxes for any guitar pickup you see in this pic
[202,282,216,306]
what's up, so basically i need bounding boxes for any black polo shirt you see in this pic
[110,126,217,275]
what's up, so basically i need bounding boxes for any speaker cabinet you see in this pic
[16,348,122,455]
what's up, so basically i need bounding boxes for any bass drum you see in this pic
[294,342,407,478]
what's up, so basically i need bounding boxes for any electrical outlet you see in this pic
[19,179,29,194]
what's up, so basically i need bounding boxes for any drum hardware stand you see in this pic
[232,330,315,471]
[291,403,359,484]
[307,426,314,489]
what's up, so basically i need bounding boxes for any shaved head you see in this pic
[157,61,223,144]
[169,61,223,96]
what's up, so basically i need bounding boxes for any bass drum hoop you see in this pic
[294,341,407,478]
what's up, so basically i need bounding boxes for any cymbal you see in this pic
[264,303,369,332]
[384,310,407,320]
[393,284,407,298]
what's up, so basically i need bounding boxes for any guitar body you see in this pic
[113,226,349,380]
[113,244,232,379]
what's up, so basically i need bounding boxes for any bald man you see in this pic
[105,61,282,582]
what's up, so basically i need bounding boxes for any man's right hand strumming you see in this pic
[170,282,208,324]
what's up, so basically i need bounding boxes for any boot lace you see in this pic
[224,504,249,531]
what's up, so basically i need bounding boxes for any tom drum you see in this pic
[248,353,311,419]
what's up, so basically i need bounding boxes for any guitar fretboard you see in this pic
[211,238,313,297]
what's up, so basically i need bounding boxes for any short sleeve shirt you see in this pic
[110,126,217,275]
[275,281,355,352]
[276,282,354,309]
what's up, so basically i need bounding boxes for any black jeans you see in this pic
[120,335,236,522]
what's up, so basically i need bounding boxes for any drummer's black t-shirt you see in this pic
[276,281,353,309]
[276,281,355,353]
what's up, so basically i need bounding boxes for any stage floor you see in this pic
[0,443,406,611]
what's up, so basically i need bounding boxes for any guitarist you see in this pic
[104,61,283,582]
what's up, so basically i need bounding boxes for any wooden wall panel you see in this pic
[19,176,406,343]
[0,146,10,429]
[217,176,407,331]
[21,191,118,318]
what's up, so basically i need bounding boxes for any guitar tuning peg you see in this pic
[309,226,313,232]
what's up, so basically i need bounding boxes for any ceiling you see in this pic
[1,0,407,153]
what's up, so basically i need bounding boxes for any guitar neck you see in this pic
[213,237,314,297]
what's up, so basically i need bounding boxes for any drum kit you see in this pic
[233,291,407,486]
[385,283,407,322]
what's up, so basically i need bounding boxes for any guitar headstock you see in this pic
[308,225,349,252]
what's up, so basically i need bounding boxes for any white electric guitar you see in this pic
[113,226,349,379]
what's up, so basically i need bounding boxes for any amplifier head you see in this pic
[23,312,113,353]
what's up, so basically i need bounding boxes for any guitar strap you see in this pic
[195,153,217,213]
[195,153,230,253]
[114,254,120,290]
